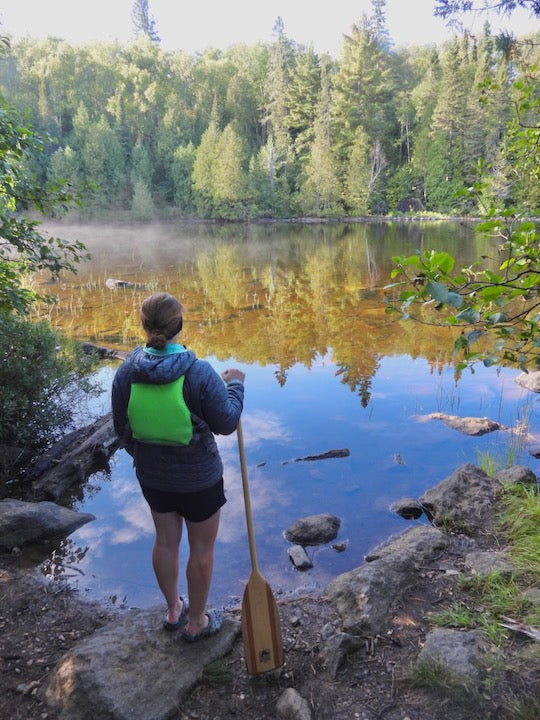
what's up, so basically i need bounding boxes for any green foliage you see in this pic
[0,100,89,314]
[0,313,100,470]
[387,207,540,370]
[1,7,539,221]
[496,484,540,583]
[131,177,154,219]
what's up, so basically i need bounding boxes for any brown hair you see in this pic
[140,293,184,350]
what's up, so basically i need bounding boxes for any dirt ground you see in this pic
[1,537,538,720]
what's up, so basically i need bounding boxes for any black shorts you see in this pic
[141,479,226,522]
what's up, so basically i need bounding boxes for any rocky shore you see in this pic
[1,460,539,720]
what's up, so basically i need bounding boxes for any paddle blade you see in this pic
[241,569,284,674]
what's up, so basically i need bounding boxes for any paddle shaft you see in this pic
[237,417,284,674]
[237,418,259,573]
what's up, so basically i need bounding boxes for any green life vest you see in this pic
[127,375,193,446]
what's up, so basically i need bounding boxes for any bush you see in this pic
[0,313,100,477]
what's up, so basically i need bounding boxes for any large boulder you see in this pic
[0,499,95,550]
[285,513,341,546]
[419,463,500,531]
[45,608,240,720]
[325,526,446,635]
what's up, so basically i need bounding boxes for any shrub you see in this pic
[0,313,100,479]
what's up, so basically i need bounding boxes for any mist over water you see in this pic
[36,220,538,610]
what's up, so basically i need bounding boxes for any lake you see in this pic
[34,219,538,611]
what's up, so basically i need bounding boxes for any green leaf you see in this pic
[456,307,481,323]
[425,281,450,303]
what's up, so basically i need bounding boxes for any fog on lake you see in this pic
[35,220,537,610]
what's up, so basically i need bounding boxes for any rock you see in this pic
[105,278,136,289]
[514,371,540,393]
[0,499,95,550]
[325,526,446,635]
[276,687,312,720]
[464,550,515,575]
[285,514,341,546]
[319,632,363,679]
[421,412,504,435]
[364,525,447,563]
[288,545,313,571]
[389,498,424,520]
[417,628,491,682]
[495,465,538,486]
[45,607,241,720]
[420,463,500,531]
[331,541,348,553]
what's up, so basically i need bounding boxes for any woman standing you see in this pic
[112,292,245,641]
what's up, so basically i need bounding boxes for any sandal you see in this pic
[163,597,189,631]
[182,608,223,642]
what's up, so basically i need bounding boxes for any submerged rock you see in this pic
[285,513,341,546]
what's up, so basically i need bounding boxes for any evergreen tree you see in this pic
[131,0,160,43]
[171,142,196,211]
[131,177,154,218]
[213,124,250,216]
[192,120,221,214]
[301,61,341,214]
[287,47,321,168]
[263,17,296,200]
[331,10,397,204]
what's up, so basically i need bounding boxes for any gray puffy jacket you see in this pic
[111,345,244,492]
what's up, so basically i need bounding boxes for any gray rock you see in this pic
[319,632,363,679]
[389,497,424,520]
[417,628,491,682]
[0,499,95,550]
[45,607,240,720]
[285,513,341,546]
[420,463,500,531]
[465,550,515,575]
[287,545,313,570]
[495,465,538,486]
[326,526,446,635]
[364,525,447,563]
[514,371,540,393]
[422,412,504,435]
[276,687,312,720]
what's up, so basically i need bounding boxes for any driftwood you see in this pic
[31,413,120,501]
[294,449,350,462]
[82,342,129,361]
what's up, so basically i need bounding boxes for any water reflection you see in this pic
[33,221,537,610]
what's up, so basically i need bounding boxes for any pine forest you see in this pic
[1,5,539,221]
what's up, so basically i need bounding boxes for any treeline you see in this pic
[1,11,539,220]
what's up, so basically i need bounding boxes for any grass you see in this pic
[496,484,540,583]
[403,659,483,720]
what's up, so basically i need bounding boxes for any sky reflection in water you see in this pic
[61,352,534,611]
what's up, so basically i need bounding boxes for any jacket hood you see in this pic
[128,345,197,385]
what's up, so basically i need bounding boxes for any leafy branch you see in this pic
[385,209,540,371]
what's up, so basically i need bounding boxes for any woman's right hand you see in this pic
[221,368,245,384]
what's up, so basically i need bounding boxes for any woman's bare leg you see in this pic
[184,509,221,635]
[150,510,184,624]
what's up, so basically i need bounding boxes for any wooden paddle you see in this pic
[237,418,284,674]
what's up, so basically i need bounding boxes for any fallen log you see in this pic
[82,342,129,361]
[31,413,120,502]
[294,449,350,462]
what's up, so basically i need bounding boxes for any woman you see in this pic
[111,292,245,641]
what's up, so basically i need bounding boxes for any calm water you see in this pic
[35,220,538,611]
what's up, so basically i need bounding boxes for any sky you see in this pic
[0,0,537,56]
